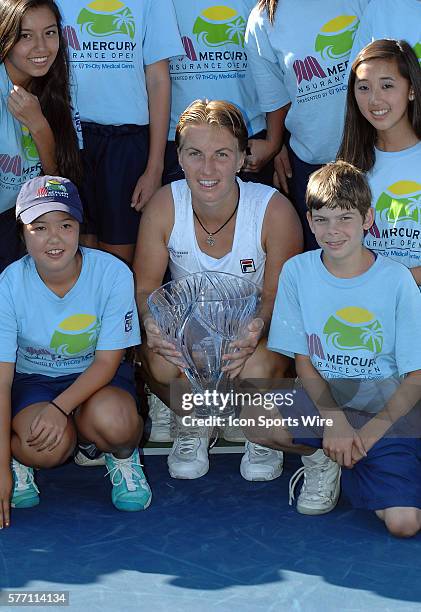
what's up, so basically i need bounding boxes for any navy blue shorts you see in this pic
[80,122,149,245]
[288,146,322,252]
[0,207,25,273]
[11,362,137,418]
[282,389,421,510]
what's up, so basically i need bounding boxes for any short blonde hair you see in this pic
[306,160,372,219]
[175,99,248,152]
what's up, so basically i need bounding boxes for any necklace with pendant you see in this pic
[192,197,239,247]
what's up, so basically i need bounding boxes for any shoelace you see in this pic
[175,427,219,455]
[249,443,273,457]
[175,434,201,456]
[288,463,332,506]
[13,461,40,493]
[105,458,148,492]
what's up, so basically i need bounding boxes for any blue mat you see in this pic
[1,453,421,611]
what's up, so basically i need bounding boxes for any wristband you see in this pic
[50,400,69,418]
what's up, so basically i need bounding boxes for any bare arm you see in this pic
[357,370,421,457]
[27,349,125,452]
[131,60,171,211]
[0,362,15,529]
[8,86,57,175]
[259,192,303,335]
[223,193,303,376]
[295,354,366,467]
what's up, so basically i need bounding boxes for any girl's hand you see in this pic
[0,467,12,529]
[7,85,47,133]
[26,404,68,452]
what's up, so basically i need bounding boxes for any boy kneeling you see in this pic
[266,161,421,537]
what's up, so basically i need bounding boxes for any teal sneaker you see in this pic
[104,450,152,511]
[11,459,40,508]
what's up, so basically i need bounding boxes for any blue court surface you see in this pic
[1,452,421,612]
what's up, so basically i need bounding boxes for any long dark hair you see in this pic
[257,0,278,24]
[0,0,82,184]
[337,39,421,172]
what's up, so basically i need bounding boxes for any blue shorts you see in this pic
[11,362,137,418]
[283,389,421,510]
[80,122,149,245]
[288,146,322,252]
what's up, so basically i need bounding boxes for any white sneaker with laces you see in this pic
[289,449,341,515]
[240,441,284,481]
[148,393,172,442]
[167,424,214,479]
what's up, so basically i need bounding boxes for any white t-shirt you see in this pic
[0,247,140,376]
[57,0,184,125]
[168,177,276,288]
[268,250,421,412]
[364,142,421,269]
[245,0,369,164]
[168,0,265,140]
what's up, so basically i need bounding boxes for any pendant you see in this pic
[206,234,215,246]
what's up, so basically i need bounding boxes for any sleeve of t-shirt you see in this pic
[95,267,141,351]
[267,260,308,358]
[347,2,375,68]
[143,0,184,65]
[395,269,421,376]
[245,9,291,112]
[0,273,18,363]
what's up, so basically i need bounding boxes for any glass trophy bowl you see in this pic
[147,271,260,416]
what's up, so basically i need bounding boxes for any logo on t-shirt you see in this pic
[308,306,383,377]
[171,4,248,101]
[125,310,133,332]
[293,15,359,100]
[240,258,256,273]
[367,181,421,251]
[63,1,137,63]
[77,0,135,39]
[50,314,100,359]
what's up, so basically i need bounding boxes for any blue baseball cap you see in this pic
[16,175,83,224]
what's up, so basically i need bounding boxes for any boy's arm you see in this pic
[131,59,171,212]
[357,370,421,455]
[0,362,15,529]
[295,354,366,467]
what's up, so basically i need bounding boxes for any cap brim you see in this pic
[18,202,83,224]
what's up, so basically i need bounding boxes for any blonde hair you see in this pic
[175,99,248,152]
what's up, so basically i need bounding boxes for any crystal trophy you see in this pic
[147,271,260,416]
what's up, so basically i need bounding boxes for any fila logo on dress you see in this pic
[240,259,256,273]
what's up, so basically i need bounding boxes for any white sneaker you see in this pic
[289,449,341,515]
[74,443,106,467]
[148,393,172,442]
[240,441,284,481]
[223,422,246,443]
[167,424,214,479]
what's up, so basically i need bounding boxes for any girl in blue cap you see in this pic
[0,175,150,529]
